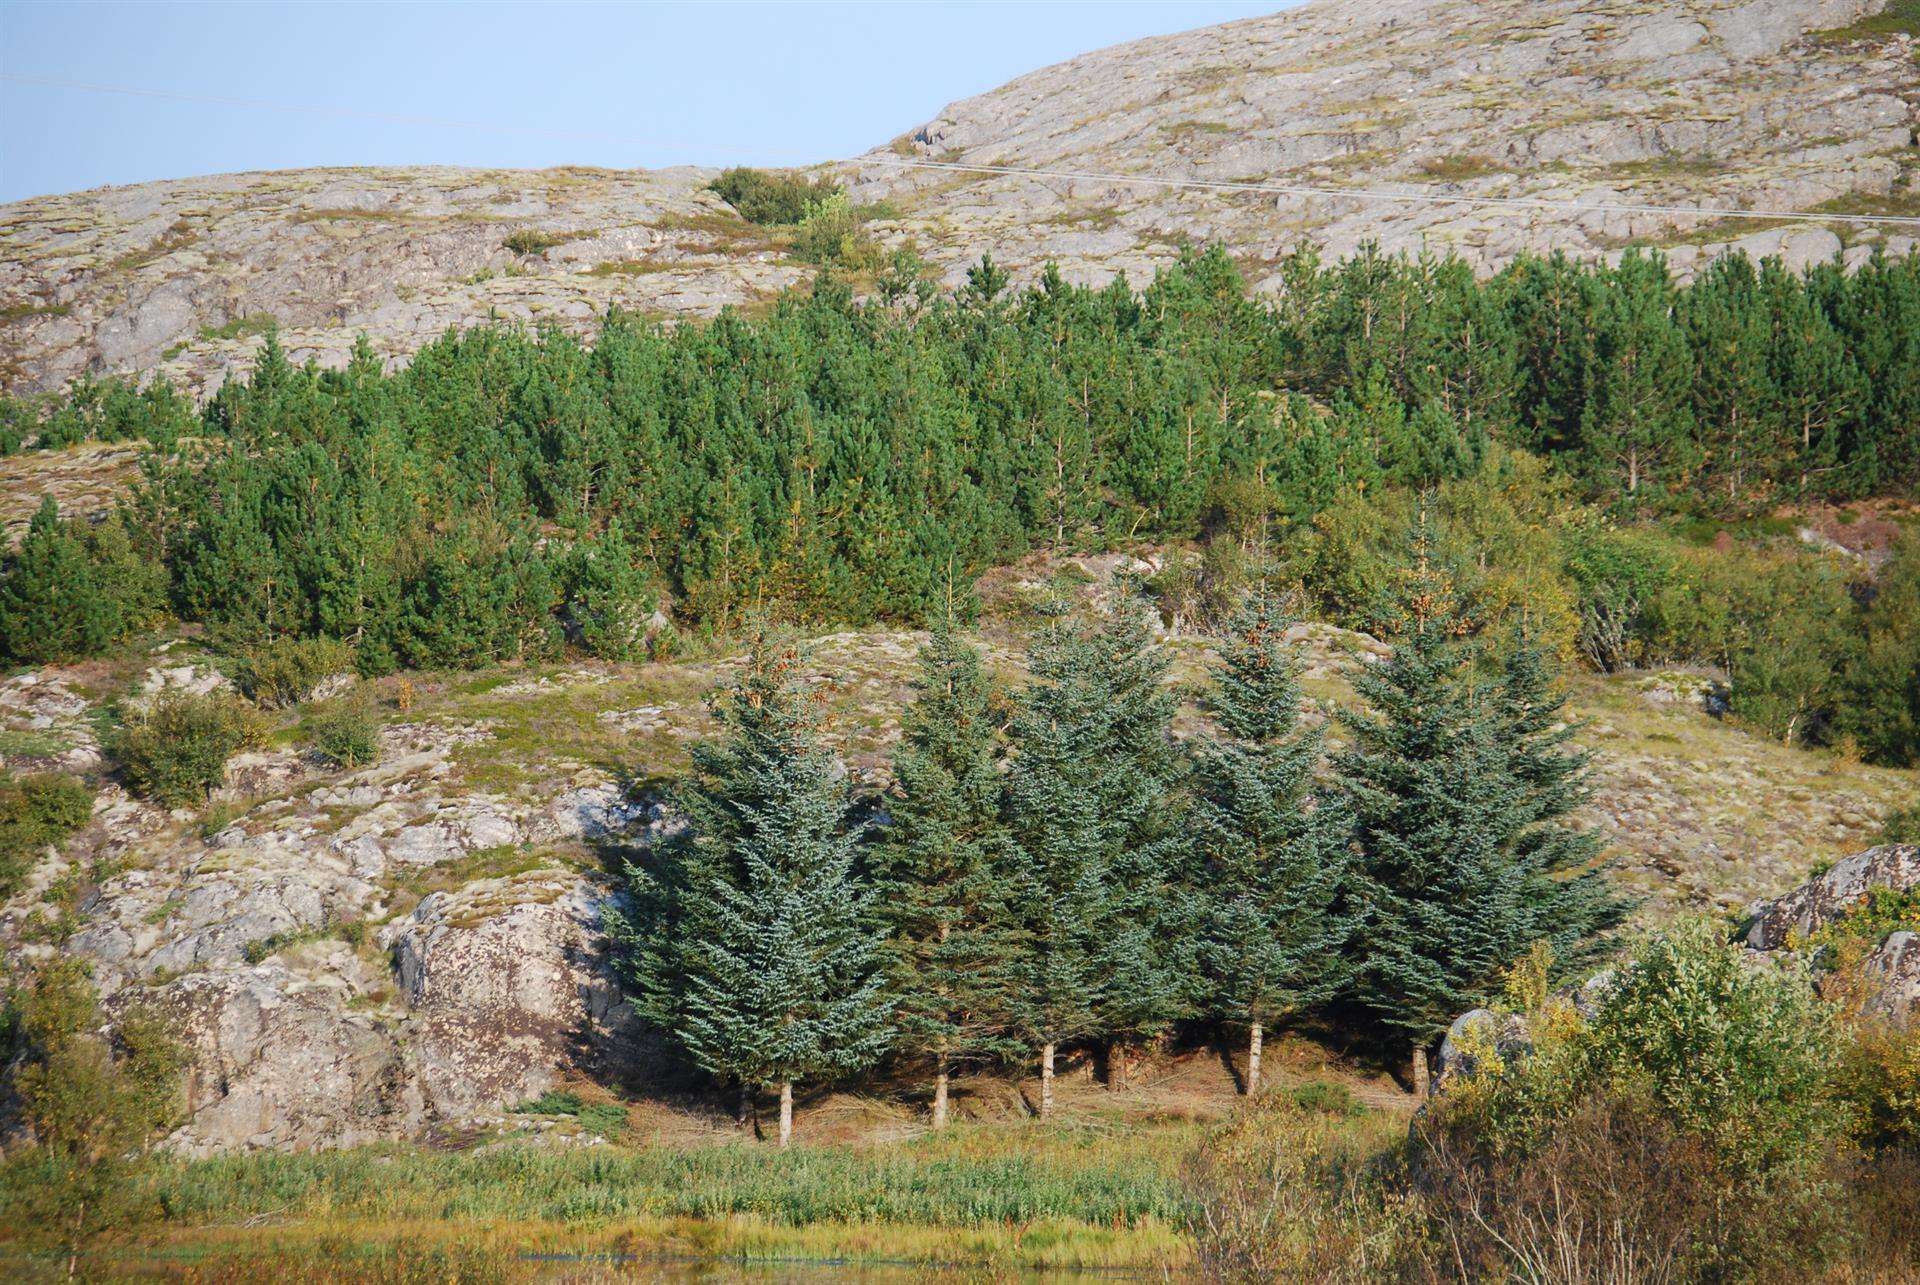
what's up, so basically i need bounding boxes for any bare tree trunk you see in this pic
[1108,1038,1125,1092]
[737,1081,752,1133]
[1040,1043,1055,1120]
[1246,1022,1264,1096]
[67,1199,85,1280]
[932,1063,950,1131]
[778,1079,793,1149]
[1413,1043,1430,1100]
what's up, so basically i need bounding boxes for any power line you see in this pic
[856,155,1920,229]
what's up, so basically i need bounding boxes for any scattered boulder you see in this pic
[1744,844,1920,950]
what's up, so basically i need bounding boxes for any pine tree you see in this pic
[1002,596,1191,1114]
[872,611,1023,1128]
[1337,514,1625,1095]
[0,496,116,664]
[1191,590,1355,1093]
[607,622,891,1146]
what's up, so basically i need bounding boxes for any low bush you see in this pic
[311,691,381,768]
[109,690,266,807]
[237,636,356,708]
[0,772,94,898]
[1882,801,1920,844]
[792,191,881,268]
[709,166,840,226]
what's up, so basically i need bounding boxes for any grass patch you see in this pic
[586,259,681,278]
[1416,153,1506,182]
[503,229,590,257]
[104,221,197,275]
[0,728,72,759]
[196,315,277,344]
[101,1124,1194,1232]
[0,301,72,325]
[1813,0,1920,40]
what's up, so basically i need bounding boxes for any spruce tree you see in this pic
[0,496,116,664]
[1002,596,1191,1114]
[1337,515,1624,1095]
[871,612,1022,1128]
[607,622,891,1146]
[1191,590,1355,1094]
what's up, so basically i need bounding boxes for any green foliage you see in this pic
[871,613,1024,1105]
[1190,589,1355,1047]
[1588,923,1840,1174]
[238,635,357,708]
[109,689,266,807]
[2,959,187,1268]
[502,229,571,256]
[0,771,94,898]
[606,621,891,1133]
[709,167,841,225]
[3,242,1916,762]
[1880,801,1920,845]
[312,690,381,768]
[511,1089,583,1114]
[1002,596,1194,1068]
[0,497,115,663]
[1,371,195,453]
[792,191,881,268]
[1338,515,1628,1045]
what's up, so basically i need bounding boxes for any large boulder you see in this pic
[143,957,424,1156]
[382,873,639,1121]
[1744,844,1920,950]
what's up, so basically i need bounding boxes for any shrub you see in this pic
[1181,1095,1418,1283]
[502,229,569,256]
[110,691,265,807]
[0,773,94,898]
[2,959,186,1270]
[1881,801,1920,844]
[312,692,381,769]
[237,636,356,708]
[708,166,839,226]
[1585,922,1843,1174]
[792,191,880,268]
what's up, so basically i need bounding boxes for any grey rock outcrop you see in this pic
[3,0,1915,402]
[1744,844,1920,949]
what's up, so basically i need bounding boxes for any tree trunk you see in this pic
[1108,1038,1125,1092]
[1413,1043,1430,1100]
[1246,1021,1264,1096]
[1040,1043,1055,1120]
[737,1081,752,1133]
[67,1198,85,1280]
[932,1063,950,1131]
[778,1079,793,1149]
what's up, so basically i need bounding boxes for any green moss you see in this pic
[197,315,277,344]
[1813,1,1920,40]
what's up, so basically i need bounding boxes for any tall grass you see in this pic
[105,1125,1191,1231]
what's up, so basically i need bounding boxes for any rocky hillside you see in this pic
[2,0,1915,398]
[2,553,1914,1152]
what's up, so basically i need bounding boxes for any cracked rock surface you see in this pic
[2,0,1914,401]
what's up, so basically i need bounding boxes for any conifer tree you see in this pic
[1003,596,1191,1113]
[0,497,116,664]
[1337,514,1623,1095]
[871,611,1022,1128]
[607,622,891,1146]
[1191,590,1355,1093]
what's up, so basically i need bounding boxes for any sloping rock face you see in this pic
[848,0,1918,287]
[3,0,1915,399]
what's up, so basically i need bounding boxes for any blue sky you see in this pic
[0,1,1291,203]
